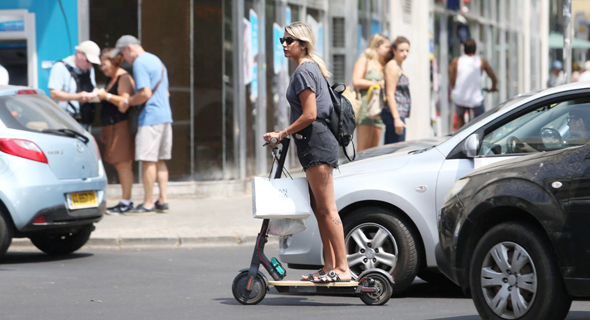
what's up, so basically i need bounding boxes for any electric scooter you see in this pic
[231,138,394,306]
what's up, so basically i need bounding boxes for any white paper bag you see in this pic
[252,177,312,219]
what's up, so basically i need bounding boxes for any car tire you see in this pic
[0,211,13,259]
[30,224,93,255]
[469,222,572,320]
[343,207,419,295]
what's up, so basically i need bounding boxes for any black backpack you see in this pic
[60,61,96,125]
[324,80,356,162]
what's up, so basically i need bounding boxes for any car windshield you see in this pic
[451,94,532,137]
[0,94,81,132]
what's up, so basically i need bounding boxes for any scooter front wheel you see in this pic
[232,271,267,305]
[360,273,393,306]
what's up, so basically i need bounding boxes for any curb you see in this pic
[10,235,273,250]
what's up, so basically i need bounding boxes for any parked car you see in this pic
[436,140,590,320]
[0,85,106,258]
[279,81,590,294]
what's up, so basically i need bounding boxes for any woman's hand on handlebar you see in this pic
[263,131,282,147]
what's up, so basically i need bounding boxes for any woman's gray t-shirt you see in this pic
[286,61,333,124]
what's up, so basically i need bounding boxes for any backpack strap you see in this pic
[58,61,82,116]
[343,140,356,162]
[137,63,166,115]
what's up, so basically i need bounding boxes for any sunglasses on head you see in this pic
[279,37,299,45]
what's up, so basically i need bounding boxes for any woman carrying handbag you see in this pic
[263,21,352,283]
[352,33,390,152]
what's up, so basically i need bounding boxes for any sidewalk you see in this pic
[11,194,275,250]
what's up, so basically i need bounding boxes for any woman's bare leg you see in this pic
[305,164,351,281]
[301,187,335,280]
[114,159,134,200]
[356,124,371,152]
[368,126,382,149]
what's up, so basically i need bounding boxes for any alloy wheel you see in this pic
[480,241,537,319]
[345,222,398,279]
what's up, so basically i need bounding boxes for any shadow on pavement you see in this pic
[403,281,466,299]
[425,316,480,320]
[216,295,367,307]
[0,252,93,265]
[566,311,590,319]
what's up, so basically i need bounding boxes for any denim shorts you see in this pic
[293,120,339,171]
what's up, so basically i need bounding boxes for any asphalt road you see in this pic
[3,245,590,320]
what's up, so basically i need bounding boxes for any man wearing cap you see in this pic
[48,40,101,130]
[547,60,566,88]
[111,35,172,215]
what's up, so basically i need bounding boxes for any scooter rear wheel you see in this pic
[232,271,267,305]
[360,273,393,305]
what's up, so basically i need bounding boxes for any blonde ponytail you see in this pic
[285,22,331,78]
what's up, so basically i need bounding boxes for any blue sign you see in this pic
[250,64,258,101]
[250,9,259,56]
[317,25,324,57]
[273,23,284,75]
[0,20,24,32]
[286,7,291,26]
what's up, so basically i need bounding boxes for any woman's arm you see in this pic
[384,61,406,134]
[352,56,383,89]
[97,73,136,113]
[264,88,317,145]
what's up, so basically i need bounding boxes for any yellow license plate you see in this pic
[67,191,98,210]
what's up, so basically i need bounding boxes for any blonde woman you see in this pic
[263,22,352,283]
[352,34,390,151]
[95,48,135,214]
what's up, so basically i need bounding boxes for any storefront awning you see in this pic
[549,32,590,49]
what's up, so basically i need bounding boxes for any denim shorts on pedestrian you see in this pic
[293,120,339,171]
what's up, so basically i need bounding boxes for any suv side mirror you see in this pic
[463,134,479,158]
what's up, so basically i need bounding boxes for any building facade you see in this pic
[0,0,551,188]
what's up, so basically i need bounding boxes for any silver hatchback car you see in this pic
[0,85,106,258]
[279,81,590,295]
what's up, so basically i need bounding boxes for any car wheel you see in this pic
[343,207,419,295]
[469,222,572,320]
[0,211,13,259]
[30,224,93,255]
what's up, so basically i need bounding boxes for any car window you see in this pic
[479,98,590,156]
[452,95,530,137]
[0,94,80,132]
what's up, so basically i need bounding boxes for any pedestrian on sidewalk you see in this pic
[547,60,566,88]
[111,35,172,215]
[449,38,497,129]
[382,36,411,144]
[578,61,590,83]
[48,40,101,131]
[95,48,136,214]
[264,21,352,283]
[352,33,390,152]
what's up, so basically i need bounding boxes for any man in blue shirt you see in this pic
[48,40,101,130]
[111,35,173,215]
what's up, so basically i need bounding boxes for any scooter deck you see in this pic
[269,280,359,287]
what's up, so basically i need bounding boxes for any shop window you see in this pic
[89,0,139,184]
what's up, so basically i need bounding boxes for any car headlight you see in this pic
[443,178,470,204]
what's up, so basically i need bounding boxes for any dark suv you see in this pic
[436,143,590,320]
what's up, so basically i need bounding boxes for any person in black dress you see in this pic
[96,48,136,214]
